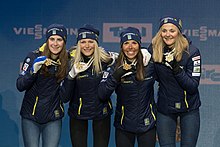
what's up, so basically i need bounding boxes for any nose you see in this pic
[85,42,89,48]
[128,43,133,49]
[165,31,170,37]
[53,39,58,45]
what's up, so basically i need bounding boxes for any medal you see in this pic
[45,58,61,66]
[76,62,83,70]
[123,63,132,70]
[165,53,174,62]
[164,48,176,62]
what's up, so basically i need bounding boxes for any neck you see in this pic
[51,54,59,60]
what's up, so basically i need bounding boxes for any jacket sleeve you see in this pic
[174,46,201,94]
[59,57,76,103]
[98,66,118,101]
[16,52,38,92]
[59,77,75,103]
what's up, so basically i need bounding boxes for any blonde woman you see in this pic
[61,24,115,147]
[148,16,201,147]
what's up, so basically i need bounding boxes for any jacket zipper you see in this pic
[120,106,124,125]
[78,98,82,115]
[108,101,112,109]
[184,91,189,108]
[150,103,156,121]
[32,96,39,115]
[60,101,64,112]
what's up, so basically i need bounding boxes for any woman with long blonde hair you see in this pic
[61,24,115,147]
[148,16,201,147]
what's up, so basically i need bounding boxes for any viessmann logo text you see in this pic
[13,24,78,39]
[103,23,152,43]
[201,65,220,84]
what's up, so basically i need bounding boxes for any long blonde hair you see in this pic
[152,28,189,63]
[73,41,111,74]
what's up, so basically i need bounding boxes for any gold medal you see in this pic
[165,53,174,62]
[76,63,83,70]
[165,48,176,62]
[123,63,132,70]
[45,58,52,66]
[45,58,61,66]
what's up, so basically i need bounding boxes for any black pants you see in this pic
[115,127,156,147]
[69,116,111,147]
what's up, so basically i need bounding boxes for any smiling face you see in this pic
[161,23,179,47]
[122,40,140,61]
[48,35,65,59]
[79,39,95,57]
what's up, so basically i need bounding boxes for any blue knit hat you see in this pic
[77,24,99,43]
[159,16,182,32]
[120,27,141,45]
[46,24,67,43]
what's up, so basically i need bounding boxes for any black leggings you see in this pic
[69,116,111,147]
[115,127,156,147]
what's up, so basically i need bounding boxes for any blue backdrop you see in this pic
[0,0,219,146]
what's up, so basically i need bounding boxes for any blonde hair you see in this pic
[74,41,111,74]
[152,28,189,63]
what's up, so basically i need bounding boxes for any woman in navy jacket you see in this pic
[98,27,156,147]
[16,24,68,147]
[148,16,201,147]
[60,24,115,147]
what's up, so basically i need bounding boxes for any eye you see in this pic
[169,29,176,33]
[88,40,94,43]
[49,37,55,41]
[57,38,63,42]
[162,29,167,33]
[132,41,138,45]
[80,40,86,44]
[123,41,129,45]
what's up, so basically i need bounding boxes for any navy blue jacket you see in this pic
[148,39,201,114]
[61,59,113,120]
[98,61,156,133]
[16,49,64,124]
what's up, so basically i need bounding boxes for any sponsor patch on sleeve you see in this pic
[102,71,109,78]
[22,63,29,71]
[192,56,200,61]
[193,66,200,73]
[193,60,200,66]
[192,72,201,76]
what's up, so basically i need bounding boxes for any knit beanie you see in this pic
[77,24,99,43]
[46,24,67,43]
[159,16,182,32]
[120,27,141,45]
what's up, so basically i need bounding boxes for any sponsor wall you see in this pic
[0,0,220,146]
